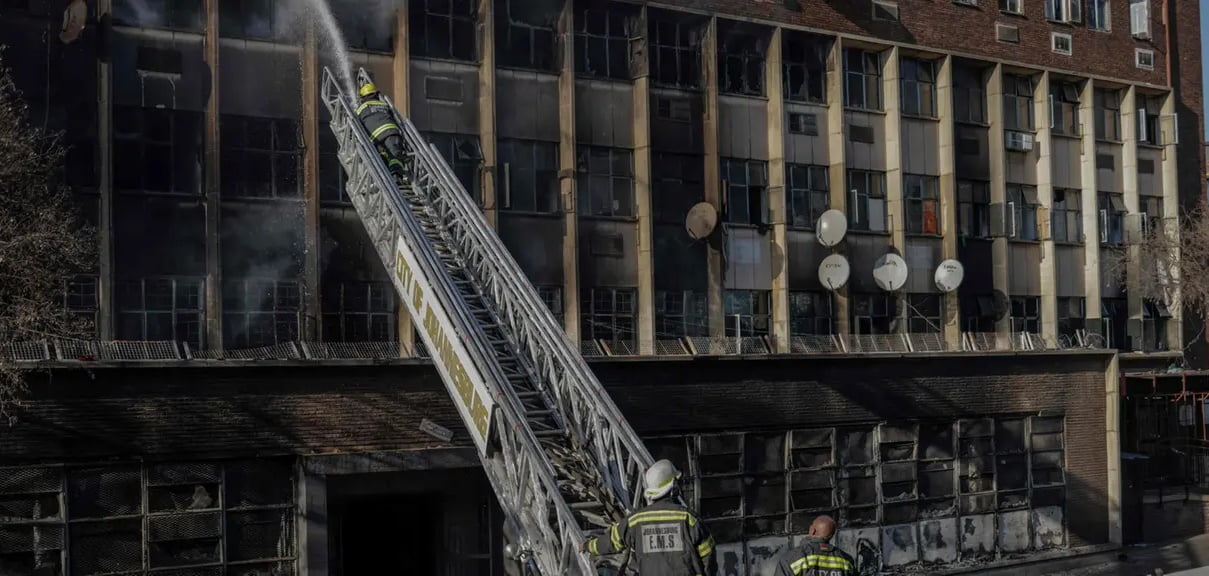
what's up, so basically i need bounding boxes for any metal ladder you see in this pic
[321,67,653,576]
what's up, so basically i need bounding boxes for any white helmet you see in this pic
[643,459,681,502]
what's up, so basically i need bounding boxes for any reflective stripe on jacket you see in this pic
[355,99,400,143]
[771,538,856,576]
[584,499,717,576]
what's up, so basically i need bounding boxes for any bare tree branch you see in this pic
[1104,204,1209,325]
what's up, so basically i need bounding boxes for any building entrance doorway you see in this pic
[340,493,442,575]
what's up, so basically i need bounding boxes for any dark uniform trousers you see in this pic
[770,538,857,576]
[584,500,716,576]
[355,98,407,179]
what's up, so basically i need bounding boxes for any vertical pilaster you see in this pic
[478,0,499,228]
[1159,92,1182,350]
[882,47,905,330]
[1035,71,1057,343]
[936,55,960,349]
[1080,79,1102,339]
[1121,86,1142,350]
[826,38,849,335]
[392,4,415,354]
[987,64,1011,348]
[702,17,724,337]
[302,25,322,342]
[203,0,223,349]
[633,6,655,354]
[766,28,789,353]
[96,0,114,340]
[557,0,581,343]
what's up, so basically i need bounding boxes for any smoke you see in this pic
[272,0,356,96]
[119,0,160,24]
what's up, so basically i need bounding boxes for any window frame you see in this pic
[722,158,770,226]
[900,58,938,118]
[582,287,638,345]
[574,6,633,80]
[846,170,888,233]
[958,180,992,239]
[718,24,767,97]
[655,290,709,338]
[843,48,883,111]
[495,0,558,72]
[1087,0,1111,30]
[851,292,897,335]
[1049,81,1081,136]
[1003,75,1036,132]
[1007,183,1040,241]
[1010,295,1041,334]
[999,0,1023,13]
[724,290,771,336]
[953,66,988,125]
[789,291,834,335]
[1094,88,1122,142]
[787,164,830,229]
[113,106,204,196]
[904,174,941,236]
[498,138,560,214]
[409,0,478,61]
[1050,189,1083,244]
[321,282,396,343]
[650,16,703,89]
[576,146,636,218]
[219,114,302,200]
[221,278,302,349]
[1098,192,1127,246]
[782,32,828,104]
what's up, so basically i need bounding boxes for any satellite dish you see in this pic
[818,254,851,291]
[816,209,848,247]
[686,202,718,241]
[873,253,909,292]
[934,259,965,293]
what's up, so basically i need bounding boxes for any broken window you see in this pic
[789,291,833,335]
[222,279,301,348]
[319,128,351,204]
[117,277,206,349]
[958,180,991,239]
[330,0,395,52]
[846,170,887,232]
[1007,183,1039,241]
[783,32,827,104]
[723,290,770,337]
[1049,81,1081,136]
[498,139,559,213]
[1051,189,1082,244]
[717,21,766,96]
[655,290,709,338]
[1057,297,1086,344]
[1003,74,1035,131]
[495,0,558,72]
[64,276,100,337]
[743,434,787,534]
[581,287,637,346]
[900,58,936,117]
[906,293,942,333]
[220,115,301,199]
[537,285,565,326]
[1102,298,1127,350]
[787,163,828,229]
[0,467,64,576]
[577,147,634,218]
[953,64,987,124]
[410,0,476,61]
[424,132,483,205]
[904,174,940,235]
[722,159,768,226]
[575,5,633,80]
[114,106,203,195]
[843,48,882,111]
[652,153,704,225]
[697,433,743,540]
[1010,296,1041,334]
[321,282,395,342]
[114,0,204,32]
[879,423,919,524]
[958,419,995,514]
[649,13,702,89]
[961,293,997,333]
[850,292,897,335]
[837,427,878,527]
[1136,93,1163,145]
[219,0,286,40]
[1099,192,1126,246]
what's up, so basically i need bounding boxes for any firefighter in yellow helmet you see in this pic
[355,79,407,180]
[581,459,717,576]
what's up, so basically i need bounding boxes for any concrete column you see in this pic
[478,0,499,229]
[1121,86,1142,349]
[702,17,724,337]
[96,0,114,340]
[826,38,849,335]
[633,6,655,355]
[557,0,581,343]
[882,47,905,331]
[392,6,415,355]
[766,27,789,354]
[300,465,329,576]
[203,0,223,350]
[1105,354,1122,545]
[302,25,322,342]
[936,55,960,349]
[986,64,1010,348]
[1079,79,1102,340]
[1034,71,1057,343]
[1159,92,1182,350]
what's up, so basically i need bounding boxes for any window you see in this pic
[788,113,820,136]
[790,291,833,335]
[1057,297,1085,343]
[1102,298,1127,349]
[222,279,301,348]
[498,139,559,213]
[996,23,1021,43]
[424,132,483,205]
[656,290,708,338]
[724,290,770,336]
[1141,300,1170,352]
[496,0,557,71]
[220,115,300,199]
[575,6,632,80]
[114,0,204,31]
[114,107,203,195]
[117,277,205,349]
[847,170,887,232]
[1050,82,1080,137]
[873,0,900,20]
[787,164,829,228]
[1129,0,1151,38]
[577,147,635,217]
[953,66,987,124]
[1135,48,1155,70]
[1045,0,1082,22]
[1050,32,1073,56]
[718,23,766,96]
[321,282,395,343]
[904,175,940,235]
[319,129,351,204]
[650,15,703,89]
[1141,194,1164,233]
[537,286,565,326]
[1003,75,1035,131]
[722,159,769,226]
[219,0,286,39]
[958,180,991,238]
[783,33,828,104]
[1007,184,1039,240]
[1050,189,1082,243]
[906,293,942,333]
[65,276,100,337]
[961,293,997,333]
[843,49,882,111]
[1099,192,1126,245]
[582,287,637,345]
[1000,0,1023,13]
[1136,93,1162,145]
[1094,89,1121,141]
[652,153,704,225]
[1010,296,1040,333]
[851,293,897,335]
[900,58,937,117]
[1087,0,1110,30]
[410,0,477,61]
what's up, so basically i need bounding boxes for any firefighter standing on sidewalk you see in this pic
[768,515,857,576]
[581,459,717,575]
[355,79,408,181]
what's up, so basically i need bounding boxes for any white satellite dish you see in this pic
[685,202,719,241]
[816,209,848,247]
[934,259,965,293]
[818,254,851,290]
[873,253,909,292]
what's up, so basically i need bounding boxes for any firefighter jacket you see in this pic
[355,98,401,144]
[584,499,716,576]
[770,537,856,576]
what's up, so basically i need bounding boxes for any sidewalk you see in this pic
[972,534,1209,576]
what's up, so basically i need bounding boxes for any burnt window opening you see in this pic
[655,290,708,338]
[114,106,203,195]
[649,14,703,89]
[1050,81,1081,136]
[1136,93,1163,146]
[1094,88,1121,141]
[783,32,828,104]
[410,0,477,61]
[424,132,483,205]
[64,276,100,337]
[847,170,887,233]
[958,180,991,239]
[961,293,997,333]
[222,278,301,348]
[1057,297,1085,344]
[1003,74,1035,132]
[787,163,828,229]
[717,22,766,97]
[1141,300,1171,352]
[577,146,634,218]
[1007,183,1040,241]
[114,0,204,32]
[321,282,395,343]
[906,293,942,333]
[582,287,637,346]
[220,115,301,200]
[329,1,395,52]
[1051,189,1082,244]
[851,292,897,335]
[1102,298,1127,350]
[1010,296,1040,334]
[953,65,988,125]
[724,290,770,336]
[1098,192,1126,246]
[900,58,936,118]
[498,139,559,213]
[574,6,634,80]
[537,285,565,326]
[843,48,882,111]
[319,128,350,205]
[652,153,704,225]
[722,159,769,226]
[117,277,206,350]
[495,0,558,72]
[219,0,286,40]
[790,291,833,335]
[904,174,940,235]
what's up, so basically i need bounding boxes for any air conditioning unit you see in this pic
[954,0,976,5]
[1005,131,1034,152]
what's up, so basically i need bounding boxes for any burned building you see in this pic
[0,0,1202,574]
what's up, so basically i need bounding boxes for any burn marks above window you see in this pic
[220,115,301,199]
[410,0,477,61]
[717,20,768,97]
[575,4,637,80]
[495,0,559,72]
[114,106,204,195]
[649,11,704,89]
[783,32,828,104]
[115,0,204,32]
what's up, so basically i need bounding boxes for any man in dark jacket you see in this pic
[582,459,716,575]
[770,515,856,576]
[355,79,407,180]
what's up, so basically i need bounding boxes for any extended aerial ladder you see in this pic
[320,67,654,575]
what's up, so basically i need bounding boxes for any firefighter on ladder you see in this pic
[355,79,408,182]
[581,459,717,575]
